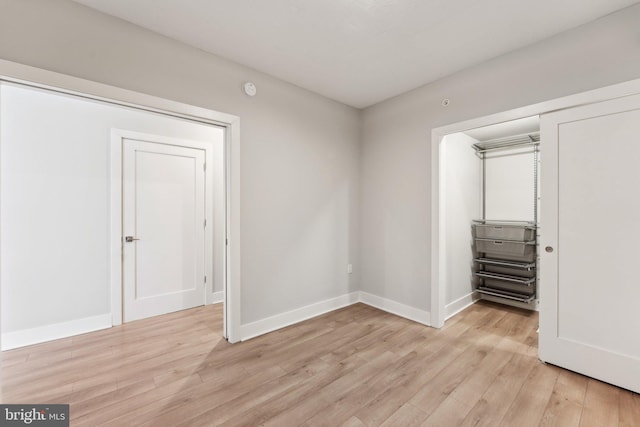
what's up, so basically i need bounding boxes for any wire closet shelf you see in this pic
[472,132,540,157]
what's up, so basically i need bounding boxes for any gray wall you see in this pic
[359,4,640,312]
[0,0,361,325]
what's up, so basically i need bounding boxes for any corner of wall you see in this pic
[238,290,432,342]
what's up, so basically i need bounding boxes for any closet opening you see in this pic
[439,116,540,322]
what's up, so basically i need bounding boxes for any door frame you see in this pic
[429,77,640,328]
[0,59,242,343]
[112,131,216,324]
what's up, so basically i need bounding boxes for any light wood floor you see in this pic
[2,301,639,426]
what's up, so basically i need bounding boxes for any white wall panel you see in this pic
[485,147,536,221]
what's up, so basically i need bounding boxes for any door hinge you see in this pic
[203,162,206,171]
[204,275,207,283]
[204,219,207,227]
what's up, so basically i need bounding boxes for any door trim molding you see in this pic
[430,77,640,328]
[0,59,242,343]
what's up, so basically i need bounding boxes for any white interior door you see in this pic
[539,93,640,393]
[123,138,206,322]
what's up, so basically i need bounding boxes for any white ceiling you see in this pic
[72,0,638,108]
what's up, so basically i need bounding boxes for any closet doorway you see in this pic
[433,116,540,325]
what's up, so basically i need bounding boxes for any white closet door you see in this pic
[539,93,640,393]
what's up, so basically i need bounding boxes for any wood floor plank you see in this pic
[78,366,283,426]
[499,361,560,427]
[301,351,426,425]
[355,307,509,426]
[257,324,465,427]
[341,416,367,427]
[619,389,640,427]
[2,301,637,427]
[71,378,158,421]
[381,403,429,427]
[197,353,375,427]
[579,379,620,427]
[539,369,588,427]
[408,309,512,414]
[458,350,538,427]
[112,310,371,426]
[420,336,517,426]
[213,352,366,425]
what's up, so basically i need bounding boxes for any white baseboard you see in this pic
[209,291,224,304]
[3,291,433,349]
[445,291,479,320]
[2,313,112,351]
[358,291,431,326]
[239,292,360,341]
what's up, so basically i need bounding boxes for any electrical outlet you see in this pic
[347,264,353,274]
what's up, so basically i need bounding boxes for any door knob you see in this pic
[545,246,554,253]
[125,236,140,242]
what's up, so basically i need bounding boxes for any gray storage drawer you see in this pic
[474,224,535,241]
[475,238,535,258]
